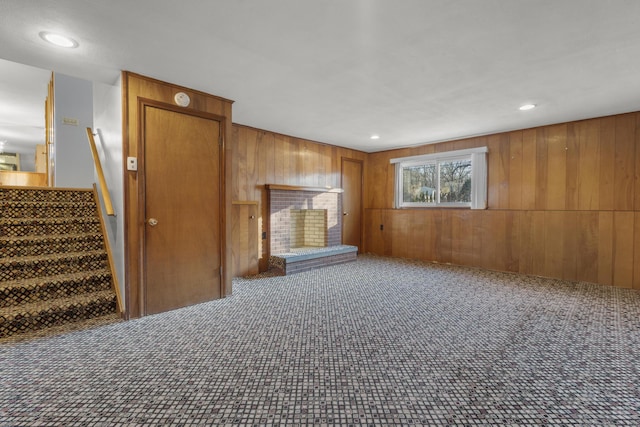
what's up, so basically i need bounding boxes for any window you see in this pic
[391,147,488,209]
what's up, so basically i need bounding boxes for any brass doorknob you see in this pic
[147,218,158,226]
[343,212,349,216]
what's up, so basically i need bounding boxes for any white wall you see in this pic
[93,77,125,308]
[53,73,94,187]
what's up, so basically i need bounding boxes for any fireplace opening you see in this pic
[266,184,343,255]
[290,209,327,249]
[266,184,357,275]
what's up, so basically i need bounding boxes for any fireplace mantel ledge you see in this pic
[265,184,343,193]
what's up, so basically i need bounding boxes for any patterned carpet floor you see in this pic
[1,255,640,426]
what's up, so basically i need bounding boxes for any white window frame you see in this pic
[390,147,488,209]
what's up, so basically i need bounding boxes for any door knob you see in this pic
[343,212,349,216]
[147,218,158,226]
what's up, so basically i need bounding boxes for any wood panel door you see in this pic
[341,157,363,249]
[231,202,259,277]
[143,105,222,315]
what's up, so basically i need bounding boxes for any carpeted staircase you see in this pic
[0,186,121,342]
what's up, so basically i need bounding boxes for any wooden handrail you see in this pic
[86,128,115,216]
[92,184,124,317]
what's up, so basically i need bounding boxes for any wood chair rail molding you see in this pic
[266,184,344,193]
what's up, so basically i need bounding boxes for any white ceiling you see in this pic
[0,0,639,154]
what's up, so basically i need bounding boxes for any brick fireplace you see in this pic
[266,184,357,274]
[267,185,342,254]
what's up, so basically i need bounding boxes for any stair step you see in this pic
[0,233,105,258]
[0,216,102,238]
[0,187,94,203]
[0,312,122,345]
[0,186,120,341]
[0,200,97,219]
[0,270,113,308]
[0,250,109,281]
[0,290,117,338]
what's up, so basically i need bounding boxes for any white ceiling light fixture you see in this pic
[39,31,79,48]
[519,104,536,111]
[370,135,380,140]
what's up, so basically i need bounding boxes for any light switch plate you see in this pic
[62,117,79,126]
[127,157,138,171]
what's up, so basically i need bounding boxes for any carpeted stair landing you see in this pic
[0,186,121,342]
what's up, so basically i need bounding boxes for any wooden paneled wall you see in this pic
[231,124,366,273]
[365,112,640,289]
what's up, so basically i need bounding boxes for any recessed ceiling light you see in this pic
[39,31,78,48]
[370,135,380,140]
[519,104,536,111]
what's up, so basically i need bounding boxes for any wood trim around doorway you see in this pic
[122,72,233,319]
[341,157,364,249]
